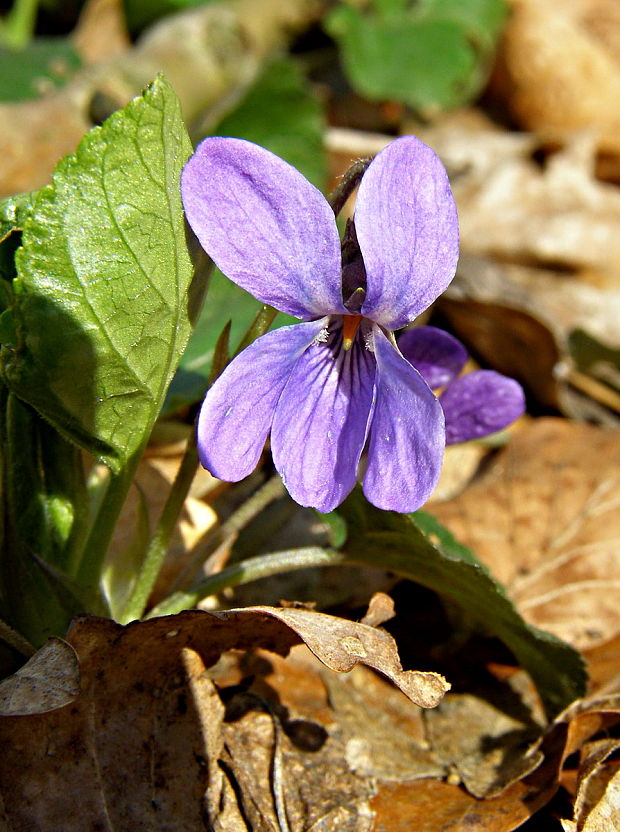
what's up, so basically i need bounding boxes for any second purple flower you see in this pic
[181,136,523,513]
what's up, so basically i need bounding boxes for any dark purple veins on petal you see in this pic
[271,322,376,513]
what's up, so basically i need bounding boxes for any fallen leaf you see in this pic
[219,606,449,709]
[0,606,446,829]
[371,719,567,832]
[0,637,79,715]
[359,591,396,628]
[562,738,620,831]
[323,665,444,782]
[430,419,620,651]
[424,681,545,798]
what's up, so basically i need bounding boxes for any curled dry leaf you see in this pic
[0,607,446,830]
[220,606,449,709]
[492,0,620,154]
[0,637,79,716]
[430,419,620,652]
[561,738,620,831]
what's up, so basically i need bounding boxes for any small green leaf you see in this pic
[339,492,586,717]
[1,75,195,471]
[326,0,508,113]
[0,39,81,102]
[317,510,348,548]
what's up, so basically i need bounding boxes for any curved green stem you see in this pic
[74,465,135,610]
[118,433,200,624]
[147,546,348,618]
[165,473,286,597]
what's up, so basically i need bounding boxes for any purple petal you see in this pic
[181,138,346,319]
[363,327,445,512]
[441,371,525,445]
[355,136,459,330]
[271,325,376,513]
[398,326,468,389]
[197,319,328,480]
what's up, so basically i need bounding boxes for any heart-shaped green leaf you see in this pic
[1,75,195,471]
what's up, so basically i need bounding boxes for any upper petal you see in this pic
[398,326,468,389]
[356,136,459,330]
[197,318,328,481]
[441,370,525,445]
[271,324,376,513]
[181,138,346,319]
[363,327,445,512]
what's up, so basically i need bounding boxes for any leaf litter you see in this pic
[430,419,620,652]
[0,604,448,830]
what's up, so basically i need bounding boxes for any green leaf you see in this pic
[0,391,89,646]
[0,39,81,101]
[2,393,87,573]
[316,509,348,548]
[1,75,196,471]
[165,56,325,411]
[326,0,508,113]
[338,492,586,718]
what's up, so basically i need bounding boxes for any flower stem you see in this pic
[74,465,135,609]
[118,432,200,624]
[147,546,348,618]
[165,473,286,597]
[328,158,372,217]
[0,617,35,657]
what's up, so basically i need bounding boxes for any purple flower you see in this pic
[397,326,525,445]
[181,136,523,513]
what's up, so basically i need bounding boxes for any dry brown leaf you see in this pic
[359,591,396,628]
[424,686,544,798]
[221,606,449,708]
[492,0,620,155]
[0,637,79,715]
[430,419,620,651]
[370,720,567,832]
[323,665,444,782]
[0,607,446,829]
[562,738,620,831]
[72,0,131,64]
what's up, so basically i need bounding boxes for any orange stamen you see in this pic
[342,314,363,351]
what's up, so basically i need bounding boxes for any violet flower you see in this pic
[397,326,525,445]
[181,136,523,513]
